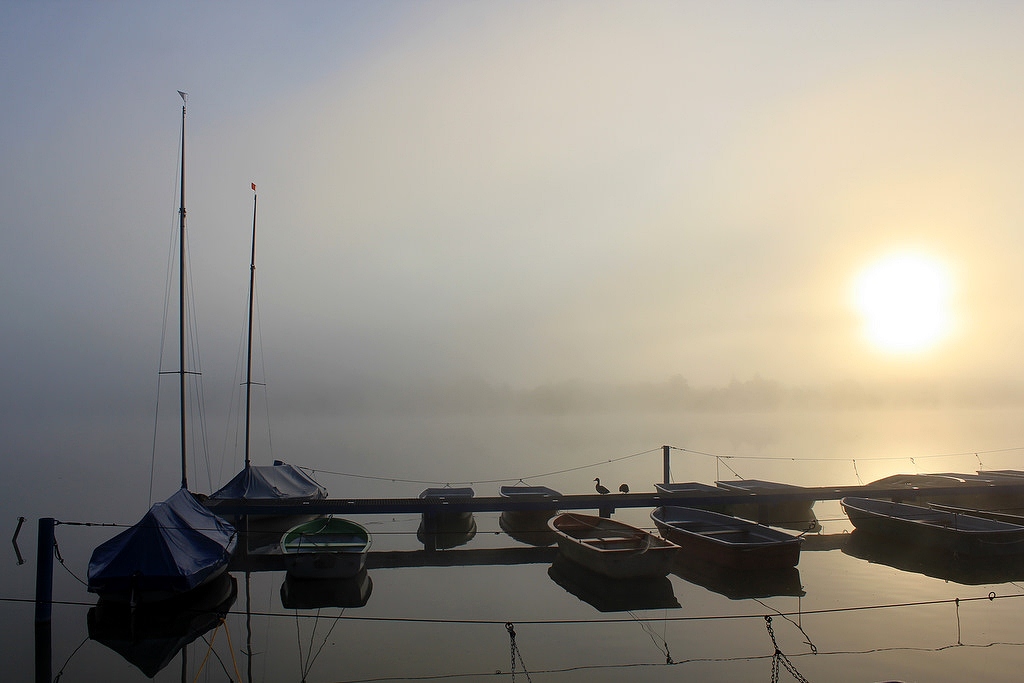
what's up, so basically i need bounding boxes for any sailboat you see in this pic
[87,92,237,605]
[206,184,327,526]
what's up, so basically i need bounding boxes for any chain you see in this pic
[766,616,811,683]
[506,622,532,682]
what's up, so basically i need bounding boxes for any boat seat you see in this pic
[700,529,748,536]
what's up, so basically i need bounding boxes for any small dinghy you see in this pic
[651,505,802,571]
[841,496,1024,557]
[281,517,370,579]
[548,512,679,579]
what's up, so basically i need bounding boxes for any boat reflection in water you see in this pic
[500,512,558,547]
[418,487,477,550]
[672,557,804,600]
[842,529,1024,586]
[280,569,373,610]
[547,555,680,613]
[498,485,561,547]
[87,573,237,678]
[417,517,477,550]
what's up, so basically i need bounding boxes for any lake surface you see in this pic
[6,407,1024,681]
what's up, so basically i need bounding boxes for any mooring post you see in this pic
[34,517,55,623]
[34,517,54,683]
[663,445,671,485]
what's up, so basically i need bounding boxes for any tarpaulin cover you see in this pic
[209,460,328,502]
[87,488,237,601]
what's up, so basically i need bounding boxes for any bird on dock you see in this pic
[619,483,629,494]
[594,478,610,494]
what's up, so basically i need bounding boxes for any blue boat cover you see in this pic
[209,460,327,502]
[88,488,237,601]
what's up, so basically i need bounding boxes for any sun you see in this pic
[852,252,953,354]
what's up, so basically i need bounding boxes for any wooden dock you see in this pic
[205,480,1024,517]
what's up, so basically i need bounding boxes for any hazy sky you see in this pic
[5,1,1024,417]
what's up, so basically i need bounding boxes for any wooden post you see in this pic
[663,445,671,484]
[34,518,54,683]
[34,518,54,623]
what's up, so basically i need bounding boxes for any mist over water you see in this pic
[6,401,1024,681]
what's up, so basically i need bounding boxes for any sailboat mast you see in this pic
[178,92,189,490]
[244,185,257,468]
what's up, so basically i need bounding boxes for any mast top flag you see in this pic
[178,90,187,104]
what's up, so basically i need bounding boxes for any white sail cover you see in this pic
[87,488,237,602]
[209,460,327,502]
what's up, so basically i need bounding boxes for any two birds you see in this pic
[594,477,628,494]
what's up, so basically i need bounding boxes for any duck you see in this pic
[619,483,629,494]
[594,477,610,495]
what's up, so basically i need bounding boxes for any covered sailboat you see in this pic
[87,92,237,604]
[210,460,327,508]
[88,488,236,603]
[207,184,327,518]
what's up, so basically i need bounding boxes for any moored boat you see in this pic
[87,95,237,605]
[418,487,476,549]
[864,472,1010,509]
[547,512,679,579]
[650,506,802,570]
[654,481,733,514]
[280,517,370,579]
[715,479,819,531]
[841,496,1024,557]
[499,485,561,545]
[206,185,327,528]
[928,502,1024,525]
[88,488,237,604]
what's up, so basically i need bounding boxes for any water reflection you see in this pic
[843,529,1024,585]
[417,516,477,550]
[499,511,557,546]
[280,569,373,609]
[547,555,680,612]
[86,573,237,678]
[672,557,804,600]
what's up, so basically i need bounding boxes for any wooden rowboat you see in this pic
[280,517,370,579]
[651,506,802,571]
[547,512,678,579]
[841,497,1024,557]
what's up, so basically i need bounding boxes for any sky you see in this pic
[5,1,1024,421]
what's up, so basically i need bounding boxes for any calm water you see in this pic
[6,407,1024,681]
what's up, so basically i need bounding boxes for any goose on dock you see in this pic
[594,478,610,495]
[619,483,629,494]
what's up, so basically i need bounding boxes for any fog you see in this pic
[5,2,1024,430]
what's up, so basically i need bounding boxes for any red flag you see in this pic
[251,182,257,192]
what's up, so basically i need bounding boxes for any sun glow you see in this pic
[853,252,953,354]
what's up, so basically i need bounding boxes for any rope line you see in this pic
[9,591,1019,625]
[671,444,1024,463]
[302,447,661,487]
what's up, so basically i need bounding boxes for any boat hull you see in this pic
[715,480,819,532]
[548,512,678,579]
[281,517,370,579]
[651,506,802,571]
[841,497,1024,557]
